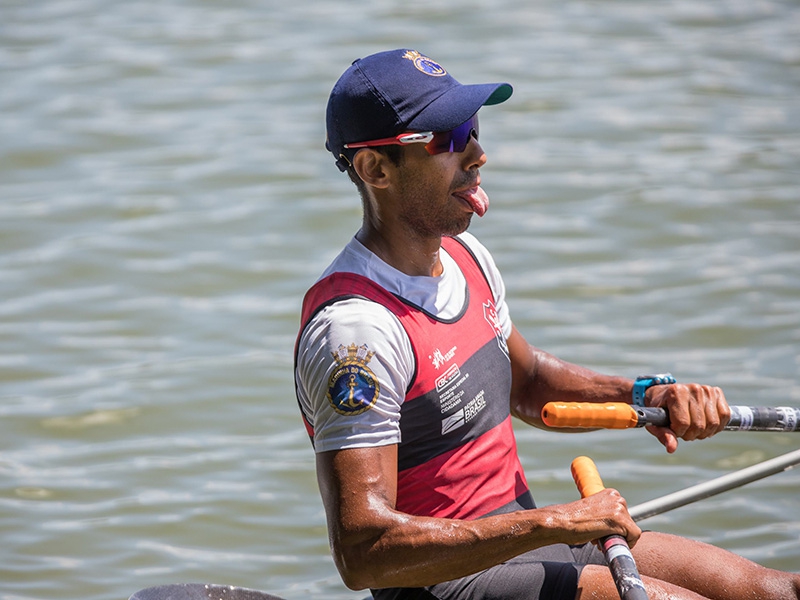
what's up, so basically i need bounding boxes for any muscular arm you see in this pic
[506,325,731,452]
[316,443,638,591]
[507,325,632,428]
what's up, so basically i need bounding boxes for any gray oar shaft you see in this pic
[727,406,800,431]
[636,405,800,431]
[630,448,800,522]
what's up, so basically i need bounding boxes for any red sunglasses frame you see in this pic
[343,114,479,156]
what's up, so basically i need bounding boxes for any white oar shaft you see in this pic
[629,448,800,522]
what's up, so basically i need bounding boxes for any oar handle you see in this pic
[571,457,649,600]
[543,402,645,429]
[544,402,800,432]
[572,455,607,495]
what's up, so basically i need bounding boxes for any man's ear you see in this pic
[352,149,392,189]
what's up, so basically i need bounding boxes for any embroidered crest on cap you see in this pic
[327,344,380,416]
[402,50,447,77]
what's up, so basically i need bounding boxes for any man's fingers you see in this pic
[648,383,730,442]
[645,425,678,454]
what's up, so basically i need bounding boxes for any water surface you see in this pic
[1,1,798,598]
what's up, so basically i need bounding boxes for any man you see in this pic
[294,49,800,600]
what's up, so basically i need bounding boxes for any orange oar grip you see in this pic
[541,402,639,429]
[570,456,650,599]
[571,456,606,497]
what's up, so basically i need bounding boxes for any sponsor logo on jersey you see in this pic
[430,345,457,369]
[435,363,460,392]
[483,300,509,359]
[441,390,487,435]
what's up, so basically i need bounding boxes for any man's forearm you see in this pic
[507,327,632,428]
[329,494,634,590]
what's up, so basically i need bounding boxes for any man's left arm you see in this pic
[506,325,730,453]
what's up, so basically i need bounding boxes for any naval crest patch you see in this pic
[402,50,447,77]
[327,344,380,416]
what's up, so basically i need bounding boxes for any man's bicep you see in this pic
[507,325,548,427]
[315,445,400,550]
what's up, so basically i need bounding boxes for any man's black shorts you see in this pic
[371,541,607,600]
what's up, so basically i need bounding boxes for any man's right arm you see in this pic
[315,442,641,591]
[300,296,639,590]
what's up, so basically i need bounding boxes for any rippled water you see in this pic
[1,1,798,599]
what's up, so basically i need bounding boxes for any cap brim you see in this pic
[406,82,512,132]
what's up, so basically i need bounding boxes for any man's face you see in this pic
[389,136,488,239]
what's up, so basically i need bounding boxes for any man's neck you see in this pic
[356,227,444,277]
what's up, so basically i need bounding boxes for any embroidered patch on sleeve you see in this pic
[327,344,380,416]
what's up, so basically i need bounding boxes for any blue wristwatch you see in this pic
[632,373,676,406]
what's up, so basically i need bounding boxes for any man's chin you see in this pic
[441,215,473,237]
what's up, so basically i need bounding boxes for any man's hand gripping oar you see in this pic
[572,456,650,600]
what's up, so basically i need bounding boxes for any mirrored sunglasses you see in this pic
[344,114,479,156]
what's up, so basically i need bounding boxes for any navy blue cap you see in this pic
[326,49,513,171]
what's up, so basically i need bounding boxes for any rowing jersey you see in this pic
[294,232,532,519]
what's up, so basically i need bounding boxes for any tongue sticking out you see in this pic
[454,185,490,217]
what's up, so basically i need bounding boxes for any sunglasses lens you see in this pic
[424,114,479,155]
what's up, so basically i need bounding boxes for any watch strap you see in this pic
[632,373,676,406]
